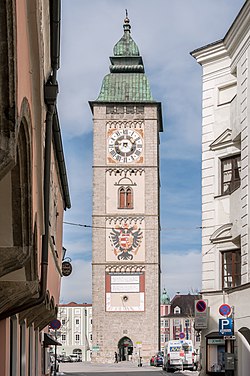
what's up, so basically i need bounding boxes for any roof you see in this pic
[168,294,200,316]
[96,15,154,103]
[58,302,92,307]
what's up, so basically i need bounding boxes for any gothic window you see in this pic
[118,187,133,209]
[222,249,241,288]
[221,154,241,195]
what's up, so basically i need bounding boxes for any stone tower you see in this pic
[89,15,163,363]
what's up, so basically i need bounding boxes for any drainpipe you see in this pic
[0,0,61,321]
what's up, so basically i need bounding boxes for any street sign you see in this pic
[195,300,207,313]
[92,345,100,352]
[219,318,233,336]
[219,304,232,317]
[224,336,236,340]
[50,319,61,330]
[195,299,208,329]
[179,332,185,339]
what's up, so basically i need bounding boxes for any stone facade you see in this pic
[192,1,250,375]
[90,17,163,363]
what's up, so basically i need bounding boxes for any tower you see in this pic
[89,14,163,363]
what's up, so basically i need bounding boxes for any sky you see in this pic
[58,0,245,304]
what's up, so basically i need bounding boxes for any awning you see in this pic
[43,333,62,347]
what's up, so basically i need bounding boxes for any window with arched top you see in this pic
[118,187,133,209]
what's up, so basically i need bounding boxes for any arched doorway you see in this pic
[118,337,133,361]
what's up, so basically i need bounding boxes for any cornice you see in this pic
[191,41,228,66]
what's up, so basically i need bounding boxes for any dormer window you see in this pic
[174,306,181,315]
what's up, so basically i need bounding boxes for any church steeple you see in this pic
[96,13,154,102]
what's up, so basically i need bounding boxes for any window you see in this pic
[174,306,181,315]
[165,319,169,328]
[62,319,66,325]
[118,187,133,209]
[75,334,80,341]
[61,334,66,341]
[90,334,92,341]
[222,250,241,288]
[75,319,80,325]
[221,155,241,195]
[174,319,180,327]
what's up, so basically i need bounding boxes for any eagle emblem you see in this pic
[109,224,143,260]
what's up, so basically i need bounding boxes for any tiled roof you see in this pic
[58,302,92,307]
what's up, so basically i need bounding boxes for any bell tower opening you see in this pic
[118,336,133,361]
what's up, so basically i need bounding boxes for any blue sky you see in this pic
[58,0,245,303]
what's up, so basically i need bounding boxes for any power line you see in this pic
[63,221,202,232]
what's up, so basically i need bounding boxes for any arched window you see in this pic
[118,187,133,209]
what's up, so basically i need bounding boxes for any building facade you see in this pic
[0,1,70,375]
[192,1,250,375]
[90,15,163,363]
[160,291,200,354]
[57,303,92,361]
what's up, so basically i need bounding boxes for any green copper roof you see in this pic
[161,288,171,305]
[96,15,154,102]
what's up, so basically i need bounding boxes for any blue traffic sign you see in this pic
[219,318,233,336]
[219,304,231,317]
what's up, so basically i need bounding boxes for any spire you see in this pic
[96,13,154,102]
[161,288,171,305]
[113,12,140,58]
[123,9,131,33]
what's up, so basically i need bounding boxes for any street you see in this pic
[57,361,199,376]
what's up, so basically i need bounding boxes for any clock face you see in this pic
[108,129,143,163]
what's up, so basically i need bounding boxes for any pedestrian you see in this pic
[114,351,118,363]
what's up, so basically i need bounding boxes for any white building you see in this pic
[57,303,92,361]
[191,1,250,375]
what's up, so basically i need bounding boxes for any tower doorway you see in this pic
[118,337,133,361]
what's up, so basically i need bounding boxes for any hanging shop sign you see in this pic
[62,261,72,277]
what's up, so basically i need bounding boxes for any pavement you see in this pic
[58,361,199,375]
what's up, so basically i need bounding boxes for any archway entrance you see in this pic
[118,337,133,361]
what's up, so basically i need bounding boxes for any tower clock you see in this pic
[89,15,163,363]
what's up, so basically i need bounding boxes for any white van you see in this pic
[163,340,195,372]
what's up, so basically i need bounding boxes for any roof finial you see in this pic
[123,9,131,33]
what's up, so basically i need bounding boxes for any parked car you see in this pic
[154,351,164,367]
[61,355,72,363]
[69,354,81,362]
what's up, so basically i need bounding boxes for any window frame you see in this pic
[221,249,241,289]
[118,186,133,209]
[221,154,241,195]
